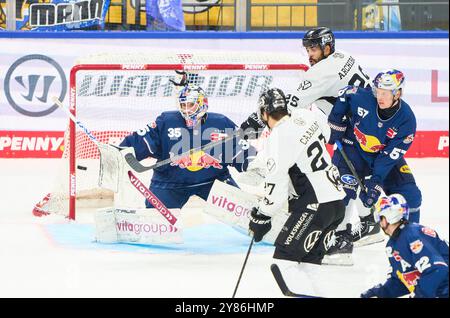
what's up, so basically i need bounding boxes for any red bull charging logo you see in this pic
[353,126,386,153]
[170,151,223,172]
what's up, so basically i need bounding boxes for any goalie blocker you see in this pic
[203,180,290,244]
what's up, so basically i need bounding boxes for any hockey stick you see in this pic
[270,264,321,298]
[124,130,242,173]
[335,140,366,191]
[232,238,254,298]
[53,97,178,225]
[335,140,386,212]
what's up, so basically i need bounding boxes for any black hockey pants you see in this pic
[273,199,345,264]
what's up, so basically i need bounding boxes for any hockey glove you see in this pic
[169,70,199,87]
[359,177,383,209]
[360,284,384,298]
[327,119,347,145]
[240,112,266,140]
[249,207,272,242]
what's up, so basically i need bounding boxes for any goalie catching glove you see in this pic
[249,207,272,242]
[169,70,200,87]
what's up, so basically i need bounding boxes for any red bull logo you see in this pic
[394,72,405,86]
[354,126,386,153]
[409,240,424,254]
[379,197,390,208]
[397,269,420,292]
[210,132,228,142]
[170,151,222,172]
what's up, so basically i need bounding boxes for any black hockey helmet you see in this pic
[302,27,335,53]
[257,88,287,119]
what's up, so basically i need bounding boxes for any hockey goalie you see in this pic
[35,76,261,245]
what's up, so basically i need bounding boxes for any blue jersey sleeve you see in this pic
[328,86,355,144]
[406,229,449,298]
[119,114,164,161]
[372,114,416,183]
[377,269,411,298]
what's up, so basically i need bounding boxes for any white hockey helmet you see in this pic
[374,194,409,224]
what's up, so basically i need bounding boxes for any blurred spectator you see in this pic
[147,0,186,31]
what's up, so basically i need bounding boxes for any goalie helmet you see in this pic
[257,88,287,119]
[178,84,208,128]
[302,27,335,54]
[374,194,409,224]
[373,69,405,96]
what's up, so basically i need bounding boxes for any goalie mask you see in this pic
[257,88,288,122]
[178,85,208,128]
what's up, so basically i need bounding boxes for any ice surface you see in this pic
[0,158,448,298]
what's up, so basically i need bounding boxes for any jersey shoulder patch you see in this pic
[409,239,424,254]
[421,227,437,238]
[333,52,346,59]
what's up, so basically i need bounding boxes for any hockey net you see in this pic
[35,52,308,220]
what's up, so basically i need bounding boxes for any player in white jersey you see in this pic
[240,27,371,129]
[240,27,371,133]
[247,88,346,266]
[287,27,372,115]
[240,27,378,261]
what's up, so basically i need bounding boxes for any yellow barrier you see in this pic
[105,0,317,29]
[251,0,317,28]
[1,0,318,30]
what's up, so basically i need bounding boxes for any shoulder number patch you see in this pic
[421,227,437,238]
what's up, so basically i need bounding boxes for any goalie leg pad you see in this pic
[203,180,289,244]
[95,207,183,244]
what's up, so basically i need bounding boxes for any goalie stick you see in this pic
[270,264,321,298]
[124,129,244,173]
[53,97,178,225]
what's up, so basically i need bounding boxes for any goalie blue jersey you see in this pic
[329,86,417,183]
[120,111,254,189]
[377,223,449,298]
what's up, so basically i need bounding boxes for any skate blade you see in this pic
[321,254,354,266]
[354,233,385,248]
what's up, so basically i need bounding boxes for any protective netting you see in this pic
[37,52,307,219]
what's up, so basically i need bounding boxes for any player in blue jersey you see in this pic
[361,194,448,298]
[119,84,255,209]
[324,70,423,264]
